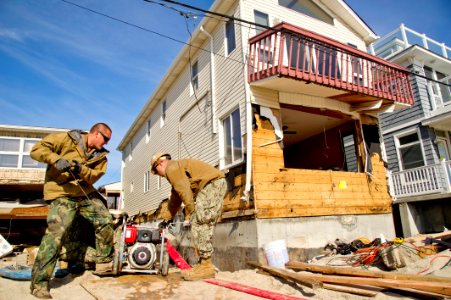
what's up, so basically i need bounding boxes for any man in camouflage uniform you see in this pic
[151,152,227,281]
[30,123,114,299]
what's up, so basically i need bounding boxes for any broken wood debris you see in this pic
[248,261,451,298]
[286,261,451,283]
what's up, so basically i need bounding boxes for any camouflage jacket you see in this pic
[30,130,109,201]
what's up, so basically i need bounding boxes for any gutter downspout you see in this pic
[239,0,252,202]
[200,26,217,134]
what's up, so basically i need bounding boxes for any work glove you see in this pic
[158,220,170,229]
[54,158,72,173]
[71,160,82,175]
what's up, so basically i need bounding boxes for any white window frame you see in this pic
[225,19,236,56]
[160,99,167,128]
[144,171,150,193]
[128,141,133,162]
[219,107,243,169]
[0,137,45,169]
[394,129,426,171]
[146,119,151,144]
[157,175,162,190]
[254,10,269,36]
[190,61,199,96]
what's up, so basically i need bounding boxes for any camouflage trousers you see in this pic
[30,196,113,291]
[191,178,227,259]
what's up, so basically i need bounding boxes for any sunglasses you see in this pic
[97,131,110,143]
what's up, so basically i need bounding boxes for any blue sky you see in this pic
[1,0,450,187]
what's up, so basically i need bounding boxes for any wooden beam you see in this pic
[286,261,451,284]
[248,261,322,289]
[283,268,451,296]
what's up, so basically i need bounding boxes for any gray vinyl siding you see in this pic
[379,63,441,174]
[121,2,247,215]
[379,64,428,131]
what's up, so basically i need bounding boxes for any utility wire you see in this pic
[61,0,449,89]
[154,0,450,87]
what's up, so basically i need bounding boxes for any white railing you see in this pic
[369,24,450,60]
[389,160,451,198]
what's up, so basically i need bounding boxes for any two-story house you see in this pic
[118,0,414,270]
[0,124,68,244]
[371,24,451,238]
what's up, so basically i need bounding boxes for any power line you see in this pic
[61,0,449,89]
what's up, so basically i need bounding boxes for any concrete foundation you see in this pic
[212,213,396,271]
[397,199,451,237]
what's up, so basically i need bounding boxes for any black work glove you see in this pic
[158,220,171,229]
[71,160,82,175]
[54,158,71,173]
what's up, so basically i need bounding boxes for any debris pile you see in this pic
[251,231,451,298]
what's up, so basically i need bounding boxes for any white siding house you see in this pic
[118,0,414,270]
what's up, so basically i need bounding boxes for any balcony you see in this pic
[389,160,451,201]
[248,23,414,107]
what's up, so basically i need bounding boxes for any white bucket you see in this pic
[264,239,289,268]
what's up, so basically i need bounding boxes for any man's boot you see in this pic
[182,257,215,281]
[93,261,113,276]
[31,282,52,299]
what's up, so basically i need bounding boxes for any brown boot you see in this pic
[182,257,215,281]
[93,261,113,276]
[31,286,52,299]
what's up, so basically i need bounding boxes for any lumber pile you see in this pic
[248,259,451,299]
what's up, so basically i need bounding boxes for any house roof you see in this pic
[117,0,378,150]
[0,124,70,134]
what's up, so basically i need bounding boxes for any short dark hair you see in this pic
[90,123,112,134]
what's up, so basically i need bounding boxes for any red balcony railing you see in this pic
[248,23,414,105]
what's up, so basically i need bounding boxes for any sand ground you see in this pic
[1,247,449,300]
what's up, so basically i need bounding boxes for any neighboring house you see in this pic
[118,0,414,270]
[98,181,123,209]
[370,24,451,237]
[0,124,68,244]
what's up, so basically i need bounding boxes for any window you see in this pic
[278,0,333,24]
[144,171,150,192]
[347,43,363,85]
[425,66,451,107]
[225,19,236,55]
[254,10,269,35]
[191,61,199,92]
[222,108,242,166]
[435,130,450,160]
[0,137,45,169]
[128,141,133,162]
[160,100,167,127]
[396,131,425,170]
[146,119,151,143]
[157,176,161,190]
[342,134,358,172]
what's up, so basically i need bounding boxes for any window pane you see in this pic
[400,144,424,169]
[254,10,269,35]
[226,20,236,54]
[23,140,37,153]
[22,155,46,168]
[0,154,18,167]
[0,139,20,151]
[231,109,242,161]
[399,132,418,145]
[224,117,232,165]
